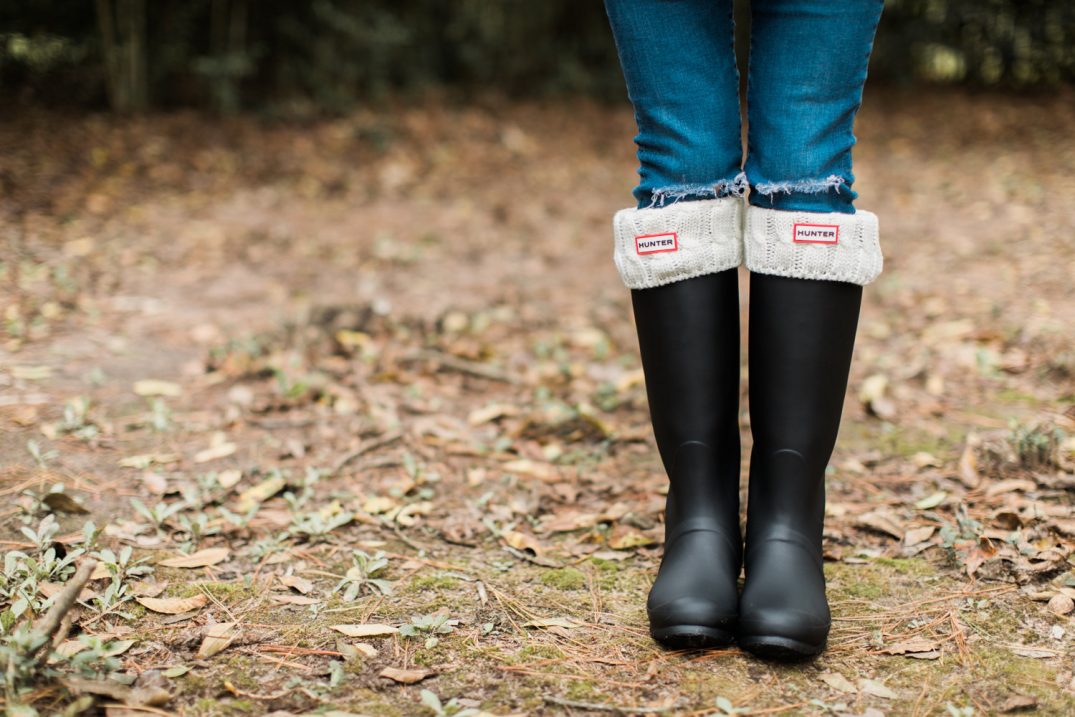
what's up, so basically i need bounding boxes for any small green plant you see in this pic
[289,509,354,539]
[25,440,57,469]
[250,532,289,561]
[92,546,153,585]
[18,514,61,554]
[334,550,392,601]
[272,367,312,400]
[130,498,185,529]
[147,397,172,432]
[1,623,126,706]
[89,547,154,616]
[58,396,99,440]
[709,696,750,716]
[400,610,458,649]
[1009,420,1065,470]
[176,512,219,551]
[939,503,983,549]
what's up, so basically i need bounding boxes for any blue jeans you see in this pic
[604,0,884,214]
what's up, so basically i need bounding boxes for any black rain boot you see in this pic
[738,272,862,660]
[631,268,742,649]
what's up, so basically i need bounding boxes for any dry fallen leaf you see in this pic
[271,595,321,606]
[142,472,168,494]
[608,531,659,550]
[819,672,857,693]
[999,694,1038,713]
[903,525,936,546]
[136,594,208,614]
[197,622,236,658]
[879,638,941,658]
[379,666,433,684]
[217,469,243,489]
[279,574,314,594]
[133,379,182,397]
[1008,644,1057,659]
[62,676,170,707]
[521,617,584,629]
[194,440,237,464]
[1047,593,1074,616]
[540,511,604,533]
[958,438,981,488]
[38,581,96,602]
[118,453,180,469]
[331,624,399,638]
[914,491,947,510]
[467,403,519,425]
[858,678,898,699]
[43,492,89,514]
[159,547,229,568]
[236,475,287,512]
[501,529,545,555]
[859,374,897,420]
[855,510,904,539]
[501,458,559,482]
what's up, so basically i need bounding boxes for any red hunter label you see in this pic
[792,223,839,244]
[635,232,678,255]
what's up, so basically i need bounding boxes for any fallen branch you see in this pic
[28,560,97,662]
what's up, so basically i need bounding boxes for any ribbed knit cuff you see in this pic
[612,196,742,290]
[743,206,882,286]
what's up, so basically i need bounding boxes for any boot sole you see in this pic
[651,625,735,650]
[737,634,825,661]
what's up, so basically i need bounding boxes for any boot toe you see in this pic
[648,595,736,648]
[736,604,829,659]
[648,593,737,631]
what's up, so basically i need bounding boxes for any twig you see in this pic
[224,678,294,701]
[407,348,518,384]
[543,695,672,714]
[381,521,426,552]
[330,430,404,476]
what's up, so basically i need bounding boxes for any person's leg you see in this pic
[739,0,885,660]
[604,0,744,210]
[603,0,744,648]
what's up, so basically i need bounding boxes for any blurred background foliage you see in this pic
[1,0,1071,114]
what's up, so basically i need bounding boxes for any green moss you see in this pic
[565,679,600,702]
[511,644,564,663]
[588,557,622,573]
[995,387,1041,405]
[412,643,449,666]
[409,573,460,591]
[170,581,258,601]
[189,697,256,716]
[872,556,935,576]
[540,567,586,591]
[826,563,888,600]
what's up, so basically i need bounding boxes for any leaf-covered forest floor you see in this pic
[2,88,1074,717]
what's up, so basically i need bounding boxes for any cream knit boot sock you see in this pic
[742,205,882,286]
[612,196,743,290]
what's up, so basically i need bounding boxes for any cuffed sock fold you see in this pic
[612,196,742,290]
[743,205,882,286]
[612,198,882,289]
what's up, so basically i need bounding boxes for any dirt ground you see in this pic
[1,88,1074,716]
